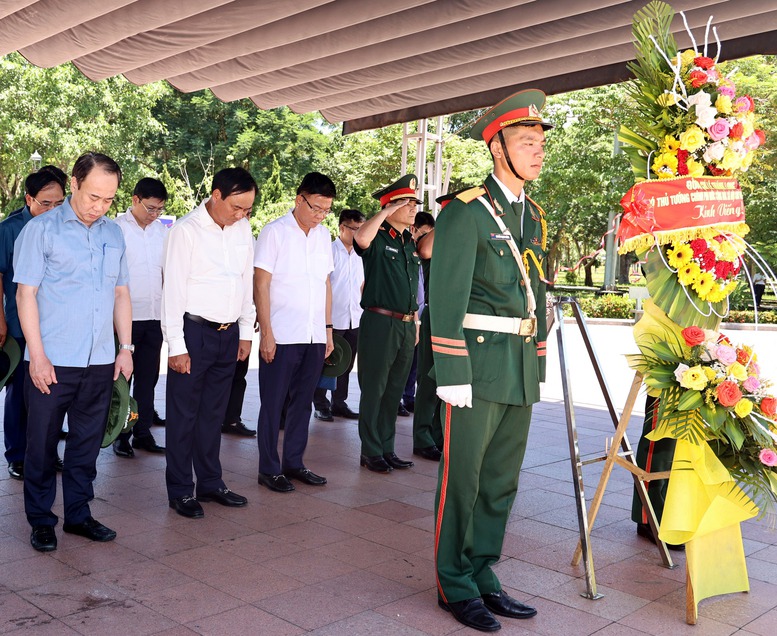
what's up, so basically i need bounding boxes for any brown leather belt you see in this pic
[366,306,415,322]
[184,312,236,331]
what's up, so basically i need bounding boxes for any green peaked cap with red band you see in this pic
[372,174,423,207]
[469,89,554,143]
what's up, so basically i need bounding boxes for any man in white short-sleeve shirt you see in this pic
[254,172,335,493]
[313,209,365,421]
[113,178,168,458]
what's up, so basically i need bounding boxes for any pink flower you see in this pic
[718,82,736,98]
[734,96,755,113]
[707,118,731,141]
[759,449,777,467]
[744,133,761,150]
[743,376,761,392]
[715,345,737,365]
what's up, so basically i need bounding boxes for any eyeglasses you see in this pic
[300,193,331,216]
[32,196,65,210]
[341,224,362,231]
[140,200,166,215]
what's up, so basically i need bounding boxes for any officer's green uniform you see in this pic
[412,256,443,450]
[355,187,420,457]
[430,89,552,606]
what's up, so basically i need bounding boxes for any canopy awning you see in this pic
[1,0,775,133]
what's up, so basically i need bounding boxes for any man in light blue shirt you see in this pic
[14,152,133,553]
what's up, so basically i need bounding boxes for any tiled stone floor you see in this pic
[2,327,777,634]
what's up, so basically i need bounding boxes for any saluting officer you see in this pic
[429,90,552,632]
[353,175,421,474]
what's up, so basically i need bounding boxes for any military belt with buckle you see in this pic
[366,307,415,322]
[462,313,537,337]
[184,312,236,331]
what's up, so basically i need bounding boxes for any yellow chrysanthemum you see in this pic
[661,135,681,152]
[715,95,732,114]
[721,149,743,172]
[686,158,705,178]
[692,271,716,298]
[734,398,753,418]
[677,262,702,286]
[704,367,717,381]
[728,362,748,381]
[742,119,754,138]
[667,243,693,268]
[679,125,706,152]
[652,153,678,179]
[681,366,709,391]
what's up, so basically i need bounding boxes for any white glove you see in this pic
[436,384,473,408]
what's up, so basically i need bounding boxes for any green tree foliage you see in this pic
[260,154,284,207]
[0,53,168,213]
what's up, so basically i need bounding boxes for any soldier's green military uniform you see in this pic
[355,185,420,459]
[412,254,443,451]
[430,90,552,609]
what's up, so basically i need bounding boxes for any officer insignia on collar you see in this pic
[531,237,541,245]
[389,228,397,239]
[494,199,504,214]
[531,212,540,221]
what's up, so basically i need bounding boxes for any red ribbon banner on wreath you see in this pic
[617,177,746,254]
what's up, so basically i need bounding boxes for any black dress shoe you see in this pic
[197,487,247,507]
[439,598,501,632]
[258,473,295,492]
[8,461,23,480]
[63,517,116,542]
[331,405,359,419]
[482,591,537,619]
[113,438,134,458]
[360,454,393,473]
[153,410,166,426]
[30,525,57,552]
[383,452,414,469]
[284,467,327,486]
[222,420,256,436]
[314,408,334,422]
[397,404,410,417]
[169,496,204,518]
[131,435,165,453]
[413,445,442,462]
[636,522,685,551]
[55,455,64,472]
[403,401,415,413]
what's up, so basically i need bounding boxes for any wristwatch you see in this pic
[119,344,135,353]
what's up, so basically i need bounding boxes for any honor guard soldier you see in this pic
[353,175,421,474]
[429,90,552,631]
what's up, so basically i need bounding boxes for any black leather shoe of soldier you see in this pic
[397,404,410,417]
[438,598,501,632]
[132,435,165,453]
[153,410,166,426]
[331,405,359,419]
[222,420,256,436]
[413,445,442,461]
[481,591,537,619]
[360,455,392,473]
[383,452,414,469]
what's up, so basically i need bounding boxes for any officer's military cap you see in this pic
[470,89,554,143]
[372,174,423,207]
